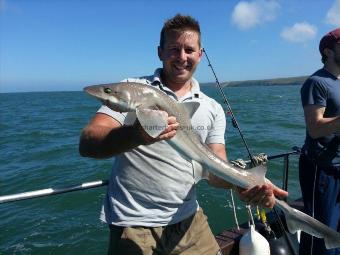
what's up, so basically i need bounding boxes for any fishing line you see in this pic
[203,48,298,254]
[202,48,256,167]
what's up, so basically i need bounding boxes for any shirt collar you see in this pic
[150,68,162,86]
[190,77,201,99]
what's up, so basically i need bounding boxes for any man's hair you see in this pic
[159,14,201,49]
[319,28,340,64]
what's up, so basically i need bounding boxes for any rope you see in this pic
[230,158,248,169]
[229,189,240,230]
[230,153,268,169]
[252,153,268,165]
[246,205,255,227]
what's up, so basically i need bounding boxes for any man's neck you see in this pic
[161,74,192,97]
[169,82,192,98]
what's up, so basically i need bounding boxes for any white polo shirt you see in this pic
[99,68,226,227]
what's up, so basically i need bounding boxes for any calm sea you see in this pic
[0,85,305,254]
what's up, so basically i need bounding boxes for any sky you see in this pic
[0,0,340,93]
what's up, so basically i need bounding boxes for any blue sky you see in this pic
[0,0,339,93]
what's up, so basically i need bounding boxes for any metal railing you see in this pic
[0,147,301,204]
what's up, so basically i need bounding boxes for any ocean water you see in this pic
[0,85,305,254]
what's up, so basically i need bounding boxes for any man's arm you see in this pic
[79,112,178,159]
[303,105,340,139]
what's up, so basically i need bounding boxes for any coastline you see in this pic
[201,75,308,88]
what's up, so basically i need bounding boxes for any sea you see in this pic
[0,84,305,254]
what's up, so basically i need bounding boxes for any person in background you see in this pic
[299,27,340,255]
[79,14,288,255]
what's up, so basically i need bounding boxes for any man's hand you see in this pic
[135,115,179,145]
[157,116,179,140]
[236,181,288,209]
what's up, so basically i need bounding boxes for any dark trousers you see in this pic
[299,154,340,255]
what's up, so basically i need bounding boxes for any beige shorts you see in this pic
[107,208,221,255]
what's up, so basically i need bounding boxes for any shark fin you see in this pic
[181,102,200,118]
[247,164,267,185]
[192,160,209,183]
[136,108,168,138]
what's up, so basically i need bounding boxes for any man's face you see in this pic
[158,30,202,85]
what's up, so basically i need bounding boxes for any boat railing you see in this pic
[0,147,301,204]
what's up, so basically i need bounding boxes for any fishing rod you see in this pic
[202,48,256,167]
[0,180,108,204]
[203,48,298,255]
[0,150,300,204]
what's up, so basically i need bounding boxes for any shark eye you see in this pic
[104,88,112,94]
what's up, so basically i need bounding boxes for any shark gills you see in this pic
[84,82,340,249]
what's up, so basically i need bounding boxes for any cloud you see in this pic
[0,0,23,14]
[280,22,317,43]
[231,0,280,30]
[0,0,6,11]
[325,0,340,26]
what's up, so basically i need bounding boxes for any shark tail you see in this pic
[324,235,340,250]
[275,199,340,249]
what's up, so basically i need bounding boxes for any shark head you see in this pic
[84,83,142,112]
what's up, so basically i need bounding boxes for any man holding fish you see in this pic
[79,14,288,255]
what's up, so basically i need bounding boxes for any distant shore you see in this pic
[201,75,308,87]
[0,76,309,93]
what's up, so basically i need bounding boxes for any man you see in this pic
[299,28,340,255]
[79,14,287,255]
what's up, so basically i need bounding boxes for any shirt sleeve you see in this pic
[300,78,328,108]
[97,105,127,125]
[206,103,226,145]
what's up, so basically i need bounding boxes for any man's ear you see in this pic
[158,46,163,61]
[323,47,332,57]
[198,48,203,60]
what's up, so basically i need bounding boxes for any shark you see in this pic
[84,81,340,249]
